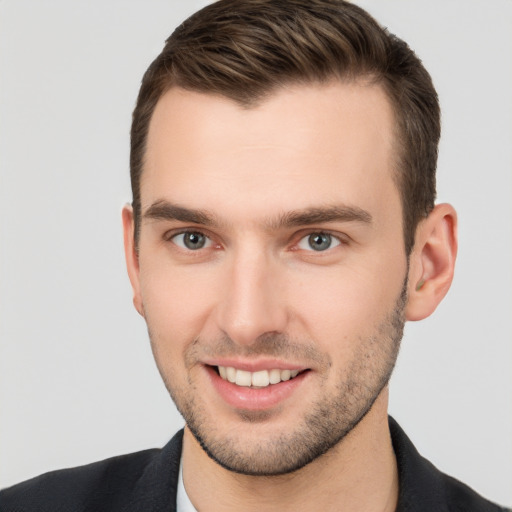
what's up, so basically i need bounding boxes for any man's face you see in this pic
[125,82,409,475]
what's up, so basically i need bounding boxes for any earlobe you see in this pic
[405,203,458,321]
[122,205,144,317]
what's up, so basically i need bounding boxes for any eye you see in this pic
[297,232,341,252]
[171,231,212,250]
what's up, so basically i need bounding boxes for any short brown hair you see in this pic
[130,0,440,254]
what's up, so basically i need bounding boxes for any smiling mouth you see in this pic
[215,365,304,388]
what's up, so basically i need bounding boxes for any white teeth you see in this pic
[280,369,291,381]
[217,366,302,387]
[251,370,270,387]
[269,369,281,384]
[226,366,236,383]
[235,370,252,387]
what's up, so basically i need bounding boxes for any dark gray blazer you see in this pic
[1,417,507,511]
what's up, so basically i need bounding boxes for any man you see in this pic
[0,1,508,511]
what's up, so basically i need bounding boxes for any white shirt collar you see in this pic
[177,455,198,512]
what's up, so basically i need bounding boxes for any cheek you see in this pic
[288,258,406,348]
[138,261,218,345]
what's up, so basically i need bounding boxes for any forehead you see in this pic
[142,81,399,224]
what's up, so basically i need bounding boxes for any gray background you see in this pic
[1,0,511,506]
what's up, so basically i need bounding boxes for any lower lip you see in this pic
[205,366,309,411]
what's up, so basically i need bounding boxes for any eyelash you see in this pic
[164,229,348,253]
[164,229,218,250]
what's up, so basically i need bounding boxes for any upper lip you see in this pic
[202,358,308,372]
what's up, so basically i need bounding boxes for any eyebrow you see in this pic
[143,201,217,226]
[268,205,372,229]
[143,200,372,229]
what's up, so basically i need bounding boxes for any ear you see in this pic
[405,203,458,321]
[122,204,144,317]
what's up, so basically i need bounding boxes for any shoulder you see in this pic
[389,417,508,512]
[0,430,184,512]
[440,473,510,512]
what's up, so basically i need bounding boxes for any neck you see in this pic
[182,389,398,512]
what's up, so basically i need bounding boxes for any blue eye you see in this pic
[172,231,212,250]
[297,232,340,252]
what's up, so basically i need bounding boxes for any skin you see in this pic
[123,81,457,511]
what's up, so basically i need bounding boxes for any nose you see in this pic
[215,248,288,346]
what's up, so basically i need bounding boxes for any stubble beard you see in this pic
[149,281,407,477]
